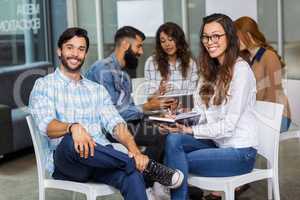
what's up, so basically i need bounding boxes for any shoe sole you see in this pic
[167,169,184,189]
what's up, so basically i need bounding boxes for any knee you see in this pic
[165,134,182,152]
[59,134,76,155]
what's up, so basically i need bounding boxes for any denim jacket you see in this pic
[86,53,143,121]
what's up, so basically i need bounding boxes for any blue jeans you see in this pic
[164,134,257,200]
[280,116,291,133]
[52,134,147,200]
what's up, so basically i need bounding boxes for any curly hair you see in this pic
[199,14,240,107]
[154,22,192,79]
[234,16,285,68]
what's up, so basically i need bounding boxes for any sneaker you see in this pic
[153,182,170,200]
[146,187,158,200]
[144,160,184,189]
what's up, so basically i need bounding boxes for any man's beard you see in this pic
[60,53,84,72]
[124,47,139,69]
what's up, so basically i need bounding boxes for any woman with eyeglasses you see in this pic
[159,13,258,200]
[234,16,291,132]
[144,22,199,97]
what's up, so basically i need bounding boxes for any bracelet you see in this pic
[68,123,79,134]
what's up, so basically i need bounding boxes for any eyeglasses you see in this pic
[201,33,226,44]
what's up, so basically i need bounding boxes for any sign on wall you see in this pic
[206,0,257,21]
[117,0,163,37]
[0,3,40,34]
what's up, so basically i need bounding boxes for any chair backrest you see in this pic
[26,115,48,181]
[254,101,283,169]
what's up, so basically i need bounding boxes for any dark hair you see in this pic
[154,22,192,79]
[114,26,145,46]
[199,13,240,107]
[57,27,89,52]
[234,16,285,68]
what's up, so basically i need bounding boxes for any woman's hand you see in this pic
[158,80,172,95]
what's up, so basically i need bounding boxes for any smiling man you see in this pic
[29,27,183,200]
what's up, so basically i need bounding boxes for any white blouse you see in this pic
[192,59,258,148]
[144,56,199,96]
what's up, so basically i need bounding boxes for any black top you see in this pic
[250,47,266,66]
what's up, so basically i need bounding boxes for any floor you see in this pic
[1,139,300,200]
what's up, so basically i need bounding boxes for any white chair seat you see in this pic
[189,168,272,191]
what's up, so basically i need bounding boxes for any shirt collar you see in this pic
[110,52,123,71]
[55,68,86,86]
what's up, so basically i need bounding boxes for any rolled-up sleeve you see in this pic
[29,78,56,136]
[96,85,125,135]
[192,64,254,139]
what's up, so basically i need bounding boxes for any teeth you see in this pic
[69,59,79,65]
[209,47,217,51]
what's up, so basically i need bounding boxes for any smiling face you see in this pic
[202,21,227,64]
[57,36,87,72]
[159,31,177,57]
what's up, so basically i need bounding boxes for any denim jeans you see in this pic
[52,134,147,200]
[164,134,257,200]
[280,116,291,133]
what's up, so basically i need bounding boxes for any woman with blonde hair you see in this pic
[234,16,291,132]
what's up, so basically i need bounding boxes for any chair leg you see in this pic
[224,187,235,200]
[268,178,273,200]
[272,177,280,200]
[86,191,95,200]
[39,187,45,200]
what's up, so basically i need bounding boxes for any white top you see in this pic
[192,58,258,148]
[144,55,199,96]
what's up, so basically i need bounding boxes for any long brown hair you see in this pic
[154,22,192,79]
[199,13,240,107]
[234,16,285,67]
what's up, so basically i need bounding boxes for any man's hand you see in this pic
[70,123,96,159]
[144,96,176,111]
[128,152,149,172]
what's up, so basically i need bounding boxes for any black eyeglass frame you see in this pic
[201,33,226,44]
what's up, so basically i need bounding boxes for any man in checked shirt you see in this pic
[29,27,183,200]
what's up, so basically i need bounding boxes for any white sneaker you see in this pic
[153,182,170,200]
[146,187,158,200]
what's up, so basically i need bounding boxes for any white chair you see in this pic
[26,115,118,200]
[131,77,147,105]
[188,101,284,200]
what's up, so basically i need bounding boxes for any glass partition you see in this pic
[0,0,49,67]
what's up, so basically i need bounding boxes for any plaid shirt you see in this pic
[144,56,199,96]
[29,69,124,174]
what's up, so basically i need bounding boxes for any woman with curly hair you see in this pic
[144,22,198,96]
[234,16,291,132]
[160,14,258,200]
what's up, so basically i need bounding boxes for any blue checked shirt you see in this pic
[29,68,125,174]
